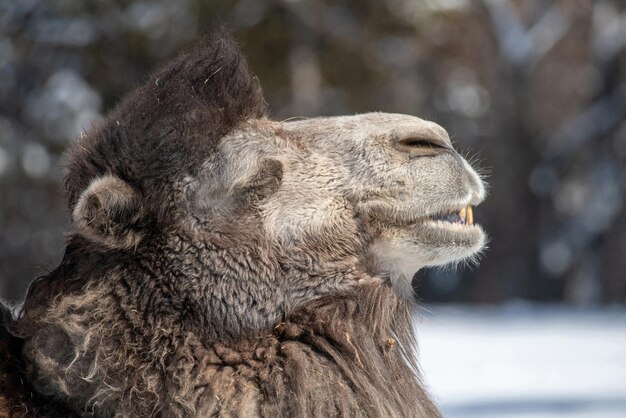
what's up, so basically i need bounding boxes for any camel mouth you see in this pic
[426,205,474,226]
[369,203,479,230]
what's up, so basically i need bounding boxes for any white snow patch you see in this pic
[415,304,626,418]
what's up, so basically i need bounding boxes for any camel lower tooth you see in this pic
[467,205,473,225]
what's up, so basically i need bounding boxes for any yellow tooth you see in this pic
[459,206,466,223]
[467,205,473,225]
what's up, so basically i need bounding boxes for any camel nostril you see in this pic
[395,136,450,156]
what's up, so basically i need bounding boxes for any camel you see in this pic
[0,33,486,417]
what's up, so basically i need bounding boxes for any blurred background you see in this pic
[0,0,625,417]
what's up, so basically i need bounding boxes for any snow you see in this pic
[416,304,626,418]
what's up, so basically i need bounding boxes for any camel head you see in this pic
[52,35,487,338]
[13,33,486,417]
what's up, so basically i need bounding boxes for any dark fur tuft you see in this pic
[63,32,265,217]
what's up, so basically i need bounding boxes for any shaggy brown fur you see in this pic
[12,279,437,417]
[0,33,446,417]
[0,303,76,418]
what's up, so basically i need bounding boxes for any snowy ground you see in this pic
[416,304,626,418]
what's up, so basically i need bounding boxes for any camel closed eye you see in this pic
[395,136,450,156]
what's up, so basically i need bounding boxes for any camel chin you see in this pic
[366,204,487,298]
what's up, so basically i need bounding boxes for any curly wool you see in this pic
[0,302,76,418]
[13,280,438,417]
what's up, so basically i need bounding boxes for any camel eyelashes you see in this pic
[399,137,445,148]
[396,136,449,155]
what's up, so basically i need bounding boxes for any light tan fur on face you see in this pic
[215,113,487,298]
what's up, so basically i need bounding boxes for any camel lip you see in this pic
[396,202,477,228]
[369,205,477,228]
[361,194,482,228]
[426,205,474,225]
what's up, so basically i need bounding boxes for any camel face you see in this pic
[204,112,486,297]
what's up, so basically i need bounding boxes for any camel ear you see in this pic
[72,175,143,250]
